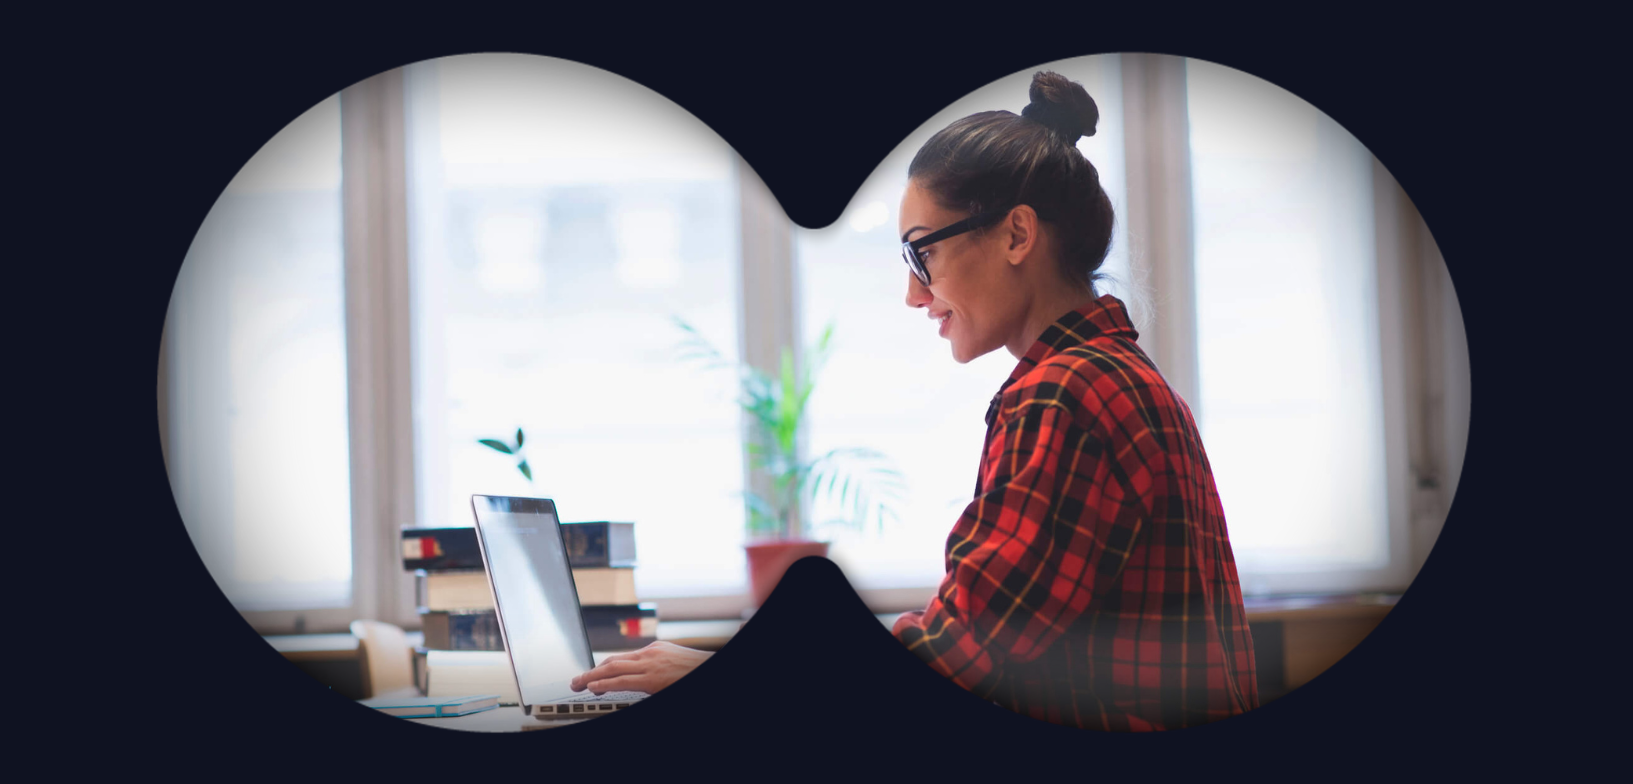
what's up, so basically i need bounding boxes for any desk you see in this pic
[405,706,582,732]
[609,600,1400,701]
[263,623,747,703]
[403,706,538,731]
[352,686,589,732]
[262,620,741,660]
[265,631,421,661]
[267,594,1396,720]
[1242,594,1397,698]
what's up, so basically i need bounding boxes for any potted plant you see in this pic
[674,318,904,608]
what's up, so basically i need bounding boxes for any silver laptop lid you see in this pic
[469,495,594,706]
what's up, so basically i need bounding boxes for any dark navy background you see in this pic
[20,9,1589,778]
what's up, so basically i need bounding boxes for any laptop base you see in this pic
[531,690,648,720]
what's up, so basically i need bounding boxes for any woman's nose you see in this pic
[905,273,932,308]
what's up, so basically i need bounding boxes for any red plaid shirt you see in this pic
[893,294,1258,730]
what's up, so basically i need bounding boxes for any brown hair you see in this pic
[908,71,1115,293]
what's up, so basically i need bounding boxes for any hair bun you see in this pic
[1021,71,1099,143]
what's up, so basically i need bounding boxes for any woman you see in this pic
[572,71,1258,731]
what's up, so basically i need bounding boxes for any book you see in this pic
[421,609,505,651]
[359,694,500,718]
[403,522,636,571]
[416,568,639,611]
[416,570,494,611]
[572,567,638,605]
[582,603,658,651]
[586,626,656,652]
[401,527,485,571]
[560,522,637,568]
[419,604,655,652]
[425,650,520,705]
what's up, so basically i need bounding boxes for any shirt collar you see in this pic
[985,294,1140,426]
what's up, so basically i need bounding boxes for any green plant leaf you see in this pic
[673,314,906,538]
[672,316,737,372]
[515,428,524,448]
[747,510,779,537]
[741,489,783,537]
[774,349,801,455]
[807,321,836,383]
[794,377,816,422]
[798,446,910,534]
[479,439,514,454]
[518,460,532,482]
[742,491,778,520]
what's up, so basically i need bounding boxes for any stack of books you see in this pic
[401,521,657,702]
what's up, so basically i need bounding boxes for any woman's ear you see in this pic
[1003,205,1040,267]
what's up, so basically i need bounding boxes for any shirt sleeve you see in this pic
[893,397,1141,698]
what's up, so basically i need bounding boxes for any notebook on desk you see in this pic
[470,495,649,721]
[361,694,500,718]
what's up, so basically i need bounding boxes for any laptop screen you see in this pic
[470,495,594,705]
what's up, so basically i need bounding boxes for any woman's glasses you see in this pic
[901,209,1009,286]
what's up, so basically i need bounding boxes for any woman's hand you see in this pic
[569,641,713,695]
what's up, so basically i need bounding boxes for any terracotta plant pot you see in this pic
[744,539,829,609]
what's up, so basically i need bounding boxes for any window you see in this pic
[799,54,1464,603]
[403,56,748,600]
[161,53,1466,632]
[163,95,354,618]
[164,55,783,632]
[797,55,1132,599]
[1186,60,1391,585]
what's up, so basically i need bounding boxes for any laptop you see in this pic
[469,494,649,720]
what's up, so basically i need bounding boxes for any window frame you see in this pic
[226,69,421,635]
[792,54,1463,607]
[1119,53,1461,597]
[163,54,1468,635]
[161,69,423,635]
[388,64,789,624]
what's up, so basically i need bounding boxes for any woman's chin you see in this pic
[948,332,1003,364]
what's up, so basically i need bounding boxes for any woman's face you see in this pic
[899,180,1025,364]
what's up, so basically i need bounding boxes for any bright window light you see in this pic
[1187,59,1389,583]
[167,94,353,611]
[798,55,1130,591]
[406,54,745,598]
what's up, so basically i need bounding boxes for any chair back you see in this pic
[350,619,415,698]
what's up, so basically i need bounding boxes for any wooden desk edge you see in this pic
[267,595,1397,661]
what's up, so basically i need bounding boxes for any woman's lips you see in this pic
[937,312,951,337]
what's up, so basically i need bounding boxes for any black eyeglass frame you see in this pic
[901,208,1011,286]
